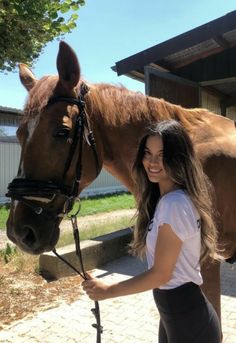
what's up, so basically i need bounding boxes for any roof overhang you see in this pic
[0,106,22,115]
[112,11,236,105]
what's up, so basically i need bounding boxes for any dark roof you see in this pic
[113,11,236,103]
[0,106,22,115]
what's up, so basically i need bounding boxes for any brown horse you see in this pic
[6,42,236,325]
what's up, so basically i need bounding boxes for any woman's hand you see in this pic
[82,277,111,301]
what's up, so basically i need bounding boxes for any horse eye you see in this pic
[53,126,70,138]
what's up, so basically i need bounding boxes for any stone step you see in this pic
[39,228,133,279]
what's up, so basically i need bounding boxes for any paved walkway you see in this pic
[0,257,235,343]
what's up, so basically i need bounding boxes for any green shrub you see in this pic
[0,243,17,263]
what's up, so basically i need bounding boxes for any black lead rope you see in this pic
[52,213,103,343]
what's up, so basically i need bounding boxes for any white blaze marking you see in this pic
[27,115,40,143]
[13,200,19,215]
[17,162,25,178]
[18,115,40,178]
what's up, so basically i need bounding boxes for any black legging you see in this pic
[153,282,221,343]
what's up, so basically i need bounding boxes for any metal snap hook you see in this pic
[34,207,43,215]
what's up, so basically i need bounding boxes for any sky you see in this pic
[0,0,236,110]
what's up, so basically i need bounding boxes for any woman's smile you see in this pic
[142,135,177,195]
[148,168,162,173]
[147,168,162,176]
[142,135,165,182]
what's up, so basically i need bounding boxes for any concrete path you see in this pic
[0,257,235,343]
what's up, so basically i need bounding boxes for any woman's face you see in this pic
[142,135,174,191]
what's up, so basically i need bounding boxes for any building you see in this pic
[0,106,125,203]
[113,11,236,120]
[0,106,22,202]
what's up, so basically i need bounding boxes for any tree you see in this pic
[0,0,85,72]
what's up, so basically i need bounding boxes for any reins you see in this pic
[52,212,103,343]
[6,83,103,343]
[50,85,103,342]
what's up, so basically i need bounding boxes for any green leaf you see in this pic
[60,24,70,33]
[60,3,70,13]
[71,4,79,11]
[68,21,77,29]
[57,16,65,23]
[71,13,79,20]
[50,11,58,19]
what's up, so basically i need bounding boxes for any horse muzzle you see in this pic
[6,201,61,255]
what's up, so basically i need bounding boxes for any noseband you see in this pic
[6,83,103,342]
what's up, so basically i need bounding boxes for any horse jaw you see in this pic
[56,41,81,91]
[19,64,37,91]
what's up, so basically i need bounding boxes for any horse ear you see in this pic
[19,64,37,91]
[57,41,81,90]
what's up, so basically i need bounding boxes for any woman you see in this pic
[82,120,221,343]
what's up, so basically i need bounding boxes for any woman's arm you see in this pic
[82,224,182,301]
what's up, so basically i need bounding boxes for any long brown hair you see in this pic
[131,119,220,262]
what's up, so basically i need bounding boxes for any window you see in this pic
[0,112,21,142]
[0,125,17,137]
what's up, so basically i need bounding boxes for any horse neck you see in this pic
[86,85,172,191]
[86,83,236,191]
[97,120,144,192]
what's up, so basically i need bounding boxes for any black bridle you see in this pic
[7,83,100,215]
[6,83,103,342]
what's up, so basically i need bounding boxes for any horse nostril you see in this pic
[22,226,37,247]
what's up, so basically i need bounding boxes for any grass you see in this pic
[70,193,135,216]
[0,243,17,263]
[0,193,136,272]
[0,245,39,273]
[0,205,9,230]
[56,213,136,248]
[0,192,135,230]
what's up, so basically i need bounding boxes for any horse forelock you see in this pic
[23,76,87,121]
[23,76,58,122]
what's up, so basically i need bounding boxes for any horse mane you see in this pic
[23,75,210,131]
[86,82,208,130]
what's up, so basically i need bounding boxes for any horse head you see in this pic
[6,42,102,254]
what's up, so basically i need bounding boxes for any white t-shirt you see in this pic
[146,189,203,289]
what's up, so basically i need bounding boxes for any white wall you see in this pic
[0,142,21,198]
[0,141,126,200]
